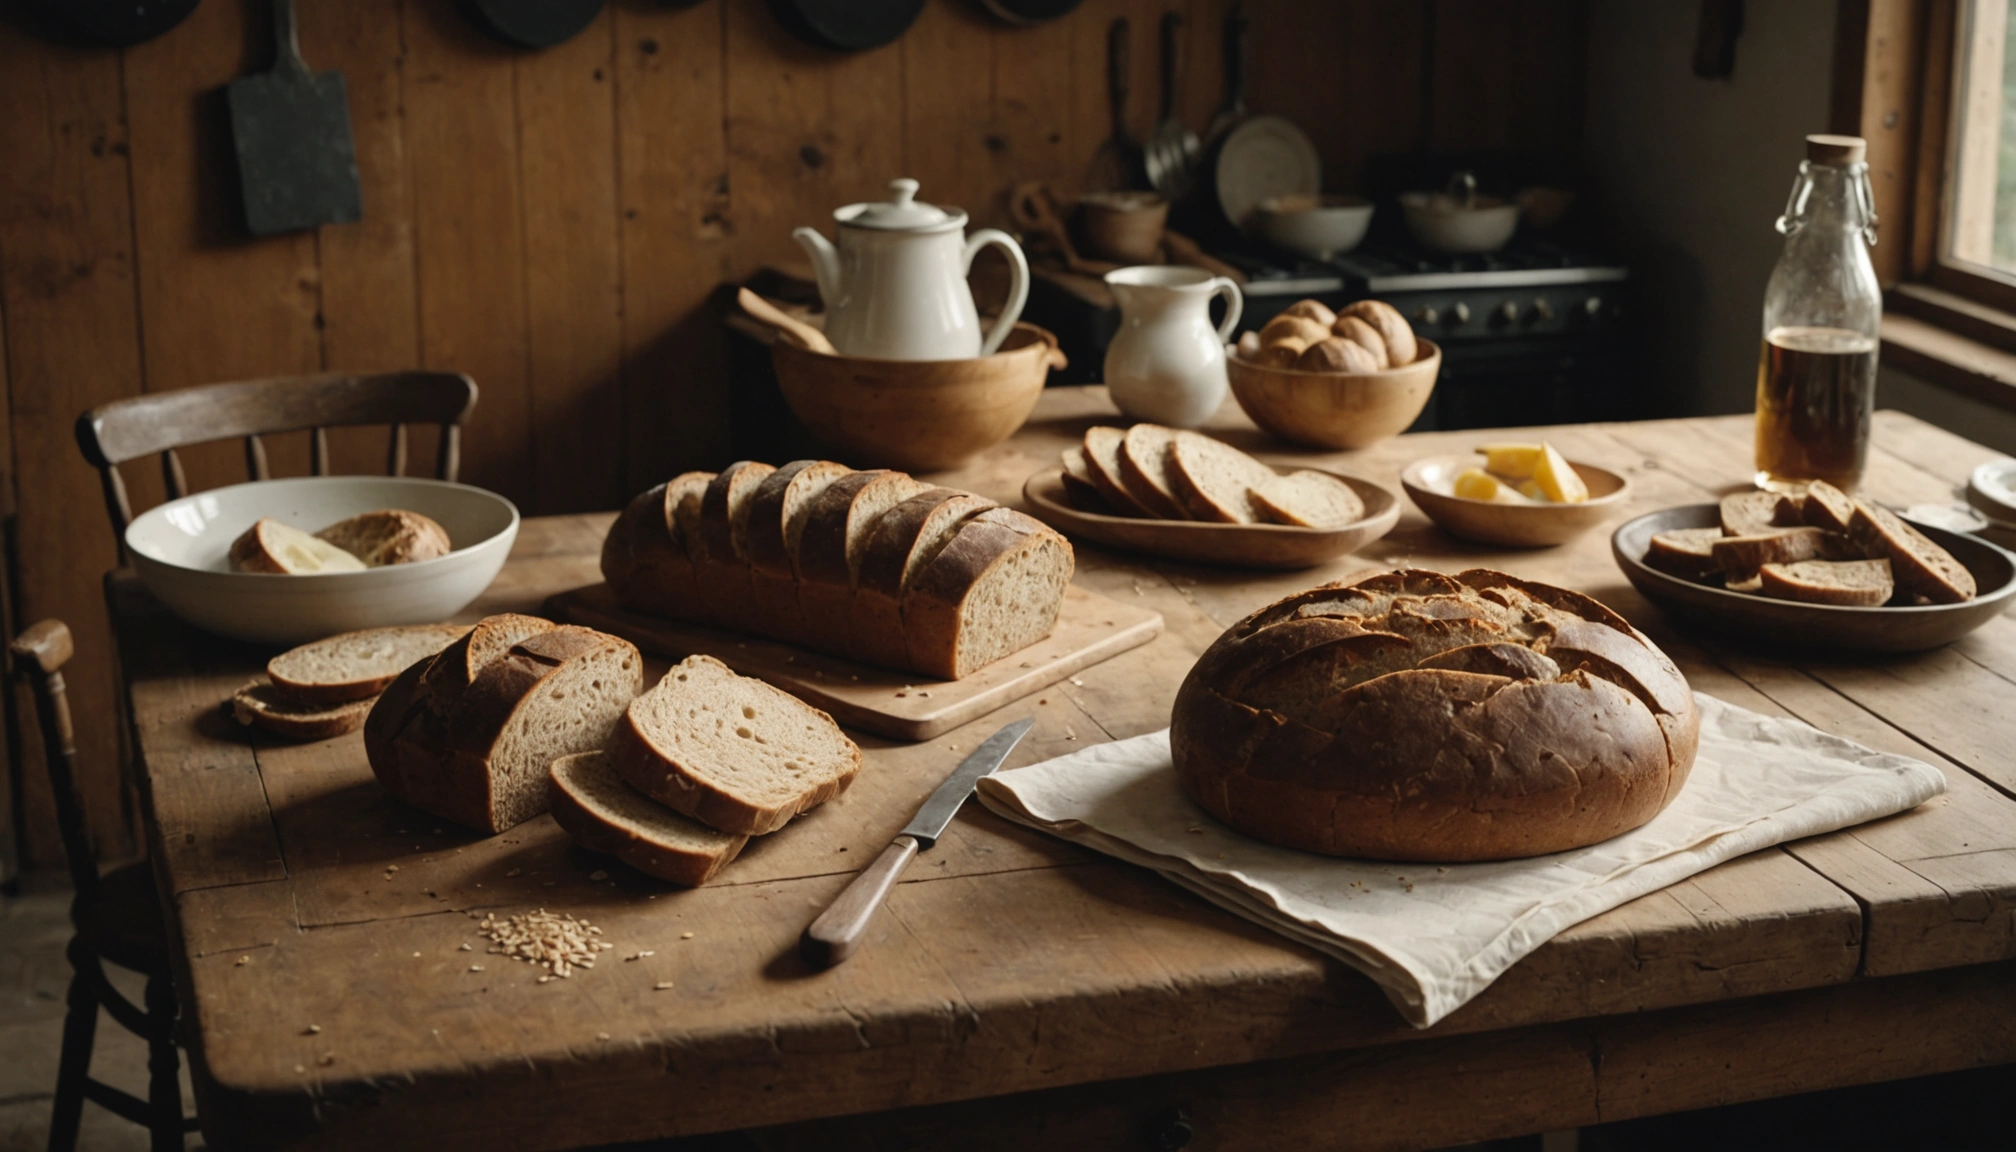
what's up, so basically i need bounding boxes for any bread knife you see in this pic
[800,717,1035,968]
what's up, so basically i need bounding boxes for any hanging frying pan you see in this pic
[29,0,201,47]
[458,0,606,51]
[767,0,926,52]
[978,0,1084,25]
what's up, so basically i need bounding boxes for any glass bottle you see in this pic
[1754,134,1881,493]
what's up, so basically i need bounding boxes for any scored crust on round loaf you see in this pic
[1251,470,1366,529]
[1118,424,1190,519]
[1168,431,1274,523]
[232,680,374,740]
[1081,428,1153,517]
[266,623,471,704]
[1848,499,1976,603]
[548,751,748,886]
[314,509,453,567]
[1169,567,1700,862]
[1338,300,1416,366]
[609,654,862,837]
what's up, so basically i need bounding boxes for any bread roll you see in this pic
[1259,314,1330,348]
[1278,299,1337,328]
[1235,330,1263,361]
[1338,300,1417,366]
[1170,568,1699,861]
[1332,316,1389,368]
[1297,336,1380,374]
[1257,340,1308,369]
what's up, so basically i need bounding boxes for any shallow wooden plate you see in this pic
[1611,504,2016,653]
[1402,454,1630,548]
[1021,466,1399,569]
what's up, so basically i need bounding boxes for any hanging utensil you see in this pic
[227,0,363,236]
[1084,18,1144,192]
[458,0,607,51]
[1009,183,1119,277]
[1144,11,1201,202]
[767,0,927,52]
[1203,2,1249,145]
[801,718,1034,968]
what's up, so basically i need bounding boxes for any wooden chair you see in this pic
[75,371,477,556]
[12,620,197,1151]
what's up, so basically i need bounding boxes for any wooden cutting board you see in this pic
[545,582,1163,741]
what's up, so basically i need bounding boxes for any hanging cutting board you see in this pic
[227,0,363,236]
[458,0,607,51]
[767,0,927,52]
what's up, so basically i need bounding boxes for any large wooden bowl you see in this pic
[773,323,1065,471]
[1227,338,1441,450]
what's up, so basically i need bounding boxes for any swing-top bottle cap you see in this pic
[1806,134,1867,165]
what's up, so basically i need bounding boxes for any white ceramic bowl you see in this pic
[1249,194,1374,259]
[126,476,520,645]
[1399,192,1520,254]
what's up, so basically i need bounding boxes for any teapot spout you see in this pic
[792,227,842,308]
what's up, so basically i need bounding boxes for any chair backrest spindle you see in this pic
[244,434,270,481]
[310,427,330,476]
[10,621,100,906]
[160,450,188,500]
[387,423,408,477]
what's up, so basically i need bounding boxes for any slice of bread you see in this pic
[418,613,555,718]
[1118,424,1190,519]
[1800,480,1856,534]
[1168,431,1274,523]
[1758,558,1895,606]
[1081,427,1152,517]
[795,470,929,659]
[548,751,747,886]
[602,472,713,621]
[228,518,367,574]
[903,508,1075,680]
[743,460,852,642]
[314,509,452,567]
[232,680,374,740]
[1059,447,1106,509]
[690,462,777,634]
[1849,500,1976,603]
[1709,527,1845,572]
[1645,527,1725,580]
[609,655,861,837]
[852,490,994,670]
[1720,491,1793,537]
[1252,470,1366,529]
[266,623,471,704]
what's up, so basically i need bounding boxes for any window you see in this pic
[1946,0,2016,275]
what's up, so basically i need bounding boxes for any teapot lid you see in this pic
[837,178,967,232]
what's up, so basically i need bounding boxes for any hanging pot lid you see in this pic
[836,179,967,232]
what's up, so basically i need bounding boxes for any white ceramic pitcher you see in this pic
[793,178,1029,361]
[1102,266,1244,427]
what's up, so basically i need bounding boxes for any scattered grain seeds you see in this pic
[412,952,421,958]
[295,1064,306,1074]
[319,1054,335,1066]
[506,868,521,877]
[654,982,675,990]
[304,1025,321,1035]
[597,1032,610,1040]
[385,865,398,872]
[680,931,694,940]
[235,955,249,966]
[458,943,472,951]
[476,909,616,980]
[469,965,484,972]
[589,870,609,881]
[1069,677,1085,687]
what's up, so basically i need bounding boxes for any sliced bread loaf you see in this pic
[903,508,1075,679]
[795,470,929,658]
[1849,500,1976,603]
[1252,470,1366,529]
[1118,424,1190,519]
[1168,430,1273,523]
[1758,558,1895,606]
[267,623,471,704]
[743,460,852,641]
[1081,427,1152,517]
[315,509,452,567]
[1059,446,1105,508]
[851,490,994,670]
[602,472,712,620]
[232,681,374,740]
[1800,480,1856,533]
[609,655,861,836]
[690,462,776,633]
[548,751,747,886]
[229,518,367,574]
[418,613,555,717]
[1645,527,1725,580]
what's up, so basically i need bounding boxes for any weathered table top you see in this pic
[124,390,2016,1151]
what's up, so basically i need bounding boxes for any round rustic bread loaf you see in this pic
[1170,568,1699,861]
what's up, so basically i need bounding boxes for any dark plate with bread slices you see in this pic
[1023,465,1398,569]
[1612,504,2016,653]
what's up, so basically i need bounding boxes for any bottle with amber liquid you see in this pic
[1754,134,1881,492]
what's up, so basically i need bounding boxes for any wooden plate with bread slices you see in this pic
[1612,503,2016,653]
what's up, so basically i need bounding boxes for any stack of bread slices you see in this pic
[1646,481,1976,606]
[1061,423,1366,530]
[232,624,472,739]
[601,461,1075,680]
[362,615,861,887]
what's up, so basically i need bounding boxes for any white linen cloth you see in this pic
[976,693,1944,1028]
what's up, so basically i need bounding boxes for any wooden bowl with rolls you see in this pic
[1227,299,1440,450]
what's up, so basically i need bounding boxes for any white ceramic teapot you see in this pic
[793,178,1030,361]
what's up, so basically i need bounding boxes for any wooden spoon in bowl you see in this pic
[737,288,835,355]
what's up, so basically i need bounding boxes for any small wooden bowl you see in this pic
[1401,454,1630,547]
[774,323,1066,471]
[1021,466,1399,569]
[1226,339,1441,450]
[1613,504,2016,653]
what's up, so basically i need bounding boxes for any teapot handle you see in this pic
[963,229,1030,357]
[1208,276,1244,343]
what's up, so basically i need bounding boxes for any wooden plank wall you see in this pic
[0,0,1584,871]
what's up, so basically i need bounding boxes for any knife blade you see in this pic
[800,717,1034,968]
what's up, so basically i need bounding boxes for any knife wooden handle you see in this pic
[800,836,918,969]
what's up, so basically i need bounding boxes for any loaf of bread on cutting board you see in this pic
[1170,568,1699,862]
[601,460,1076,680]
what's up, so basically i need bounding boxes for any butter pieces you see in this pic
[1458,441,1589,504]
[1453,468,1529,503]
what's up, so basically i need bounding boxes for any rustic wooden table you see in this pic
[121,390,2016,1151]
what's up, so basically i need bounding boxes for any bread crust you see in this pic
[744,459,852,641]
[692,462,776,633]
[547,752,747,886]
[603,480,708,621]
[232,681,373,740]
[903,508,1073,679]
[1170,568,1699,861]
[1337,300,1416,366]
[1081,427,1153,517]
[1117,424,1189,519]
[315,509,452,567]
[1849,499,1976,603]
[266,623,470,704]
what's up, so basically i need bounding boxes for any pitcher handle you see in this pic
[963,229,1030,357]
[1209,276,1244,343]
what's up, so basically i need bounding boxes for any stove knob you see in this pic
[1496,300,1520,325]
[1415,305,1440,326]
[1532,297,1554,321]
[1451,301,1470,325]
[1583,296,1603,317]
